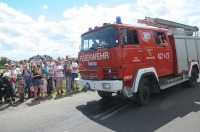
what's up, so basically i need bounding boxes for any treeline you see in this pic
[0,57,8,68]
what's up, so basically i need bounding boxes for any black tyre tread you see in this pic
[135,78,151,106]
[187,68,198,87]
[97,91,112,98]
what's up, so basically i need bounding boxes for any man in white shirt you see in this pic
[54,60,64,94]
[70,58,79,90]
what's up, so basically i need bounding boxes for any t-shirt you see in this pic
[11,69,17,79]
[54,65,64,77]
[43,66,51,78]
[70,62,79,73]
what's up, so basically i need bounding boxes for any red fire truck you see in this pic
[75,16,200,105]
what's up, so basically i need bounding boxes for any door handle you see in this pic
[166,49,170,51]
[138,50,143,52]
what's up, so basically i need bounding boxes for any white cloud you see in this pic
[0,1,200,60]
[42,4,48,10]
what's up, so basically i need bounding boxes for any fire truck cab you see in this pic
[75,17,200,105]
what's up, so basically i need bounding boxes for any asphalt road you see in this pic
[0,82,200,132]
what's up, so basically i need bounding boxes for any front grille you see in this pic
[103,68,118,79]
[80,67,119,80]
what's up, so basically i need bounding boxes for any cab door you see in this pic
[139,30,156,68]
[120,28,143,81]
[154,31,173,76]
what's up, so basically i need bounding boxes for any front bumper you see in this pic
[74,78,123,92]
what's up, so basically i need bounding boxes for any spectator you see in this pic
[10,64,17,90]
[43,62,53,96]
[54,60,64,94]
[64,59,72,93]
[29,61,34,73]
[15,61,20,68]
[15,73,25,102]
[2,64,11,76]
[3,72,15,104]
[0,74,5,106]
[70,58,79,90]
[7,60,12,69]
[22,65,31,98]
[31,65,42,100]
[40,74,47,99]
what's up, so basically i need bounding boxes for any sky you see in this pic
[0,0,200,60]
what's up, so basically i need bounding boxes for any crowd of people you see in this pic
[0,56,79,105]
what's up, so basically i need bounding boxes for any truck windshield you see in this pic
[80,26,119,51]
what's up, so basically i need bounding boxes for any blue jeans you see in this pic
[71,73,78,89]
[66,76,72,92]
[24,77,31,95]
[47,77,53,95]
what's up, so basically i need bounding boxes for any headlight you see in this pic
[102,83,111,89]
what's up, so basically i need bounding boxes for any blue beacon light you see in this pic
[88,27,92,31]
[116,16,122,24]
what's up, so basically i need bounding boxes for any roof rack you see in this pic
[138,17,199,36]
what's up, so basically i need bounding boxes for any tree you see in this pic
[0,57,7,68]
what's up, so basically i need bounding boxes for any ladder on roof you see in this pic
[138,17,199,36]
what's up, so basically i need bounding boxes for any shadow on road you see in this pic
[76,83,200,132]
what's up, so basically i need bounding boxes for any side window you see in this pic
[154,31,168,45]
[120,28,139,45]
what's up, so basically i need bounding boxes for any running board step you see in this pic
[160,78,189,90]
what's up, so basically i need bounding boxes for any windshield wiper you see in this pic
[88,47,97,51]
[79,49,86,53]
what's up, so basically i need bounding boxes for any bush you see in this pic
[0,57,7,68]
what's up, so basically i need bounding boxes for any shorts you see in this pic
[71,73,78,81]
[33,79,41,86]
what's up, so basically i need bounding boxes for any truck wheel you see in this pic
[97,91,112,98]
[136,78,150,106]
[187,68,198,87]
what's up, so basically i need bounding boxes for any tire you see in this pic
[187,68,198,87]
[135,78,151,106]
[97,91,112,98]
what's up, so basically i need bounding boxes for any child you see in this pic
[40,74,47,99]
[15,73,26,102]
